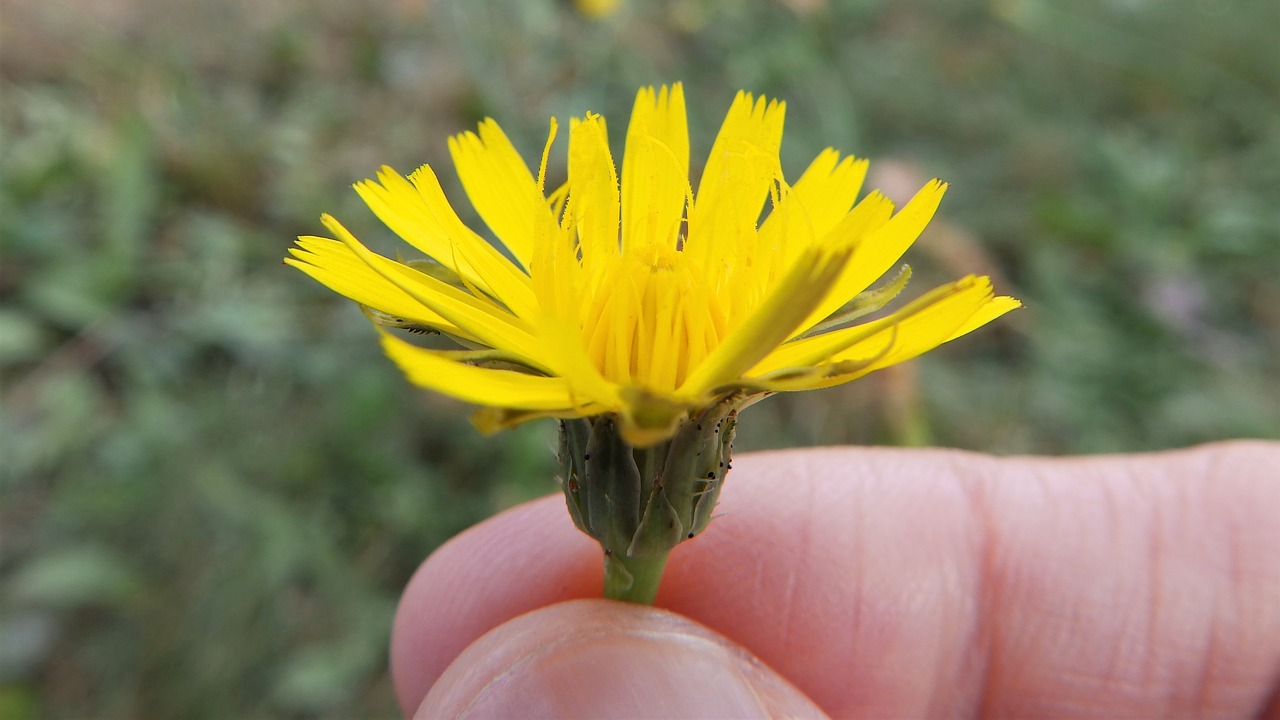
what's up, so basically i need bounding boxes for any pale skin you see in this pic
[391,441,1280,718]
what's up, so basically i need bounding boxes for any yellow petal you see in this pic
[796,289,1019,391]
[797,179,945,334]
[678,242,850,399]
[686,91,786,271]
[287,236,468,339]
[583,268,631,383]
[538,312,622,409]
[527,206,620,409]
[567,113,620,274]
[531,213,583,325]
[352,165,537,319]
[758,149,869,279]
[621,84,689,253]
[753,275,1002,377]
[354,166,471,270]
[448,119,557,267]
[379,331,578,410]
[408,163,541,311]
[829,281,1000,366]
[322,214,553,371]
[944,295,1022,342]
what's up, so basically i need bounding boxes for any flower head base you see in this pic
[287,84,1019,446]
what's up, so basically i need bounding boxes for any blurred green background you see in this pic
[2,0,1278,717]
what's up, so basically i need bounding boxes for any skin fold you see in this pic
[391,441,1280,719]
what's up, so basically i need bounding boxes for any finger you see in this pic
[417,599,826,719]
[391,441,1280,718]
[390,486,601,716]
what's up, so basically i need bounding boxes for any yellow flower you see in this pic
[287,84,1019,445]
[574,0,623,19]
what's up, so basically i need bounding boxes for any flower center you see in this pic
[581,247,727,393]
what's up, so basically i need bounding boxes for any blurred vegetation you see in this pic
[2,0,1277,717]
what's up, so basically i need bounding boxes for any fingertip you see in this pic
[417,599,825,719]
[390,497,601,716]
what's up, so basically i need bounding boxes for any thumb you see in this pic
[416,598,826,719]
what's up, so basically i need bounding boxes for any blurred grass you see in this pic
[2,0,1278,717]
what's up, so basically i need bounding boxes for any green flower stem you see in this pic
[603,550,670,605]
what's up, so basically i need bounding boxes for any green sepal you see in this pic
[627,485,683,557]
[558,418,591,533]
[649,397,738,542]
[691,408,736,536]
[584,416,643,553]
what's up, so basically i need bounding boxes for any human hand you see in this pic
[391,442,1280,718]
